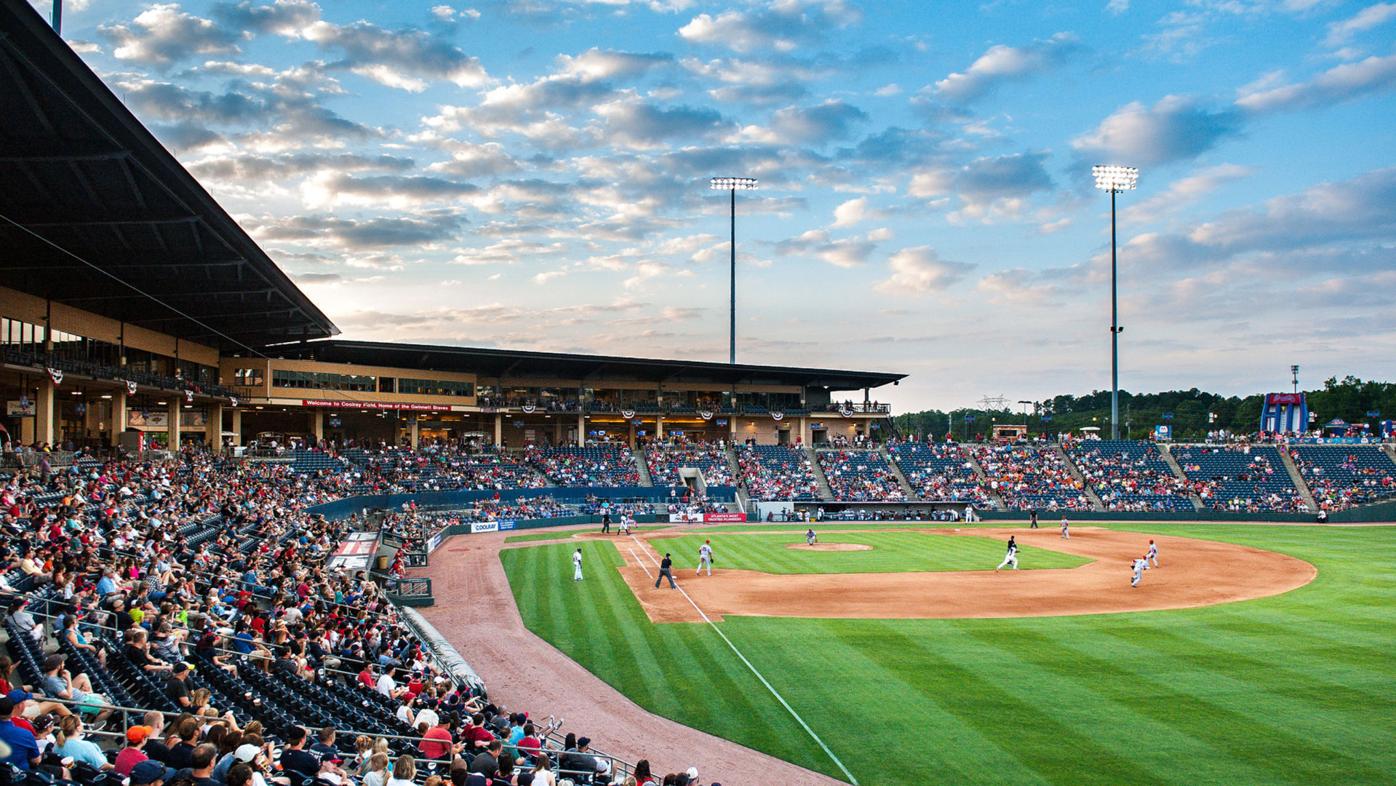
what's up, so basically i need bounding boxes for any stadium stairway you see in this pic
[964,445,1009,510]
[724,445,751,512]
[1277,448,1319,511]
[879,444,918,499]
[634,446,655,486]
[805,445,837,501]
[1054,444,1105,511]
[1384,443,1396,466]
[1158,445,1206,511]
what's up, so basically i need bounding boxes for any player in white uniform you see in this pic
[697,540,714,576]
[1131,556,1147,587]
[1060,515,1070,539]
[994,536,1019,571]
[572,548,583,581]
[1145,539,1159,568]
[806,528,817,545]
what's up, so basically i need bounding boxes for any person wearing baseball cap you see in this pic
[116,725,154,776]
[130,758,178,786]
[0,696,41,770]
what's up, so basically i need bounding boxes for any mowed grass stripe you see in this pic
[1033,620,1392,776]
[964,623,1342,784]
[653,531,1086,574]
[497,542,839,778]
[722,616,1049,785]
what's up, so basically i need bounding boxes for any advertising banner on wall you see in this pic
[668,512,703,524]
[301,399,443,412]
[496,519,518,531]
[469,521,500,534]
[127,409,208,429]
[703,512,747,523]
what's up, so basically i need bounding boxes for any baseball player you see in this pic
[572,548,583,581]
[1029,509,1039,528]
[1131,556,1147,587]
[806,528,817,546]
[697,539,714,576]
[994,535,1019,571]
[654,552,677,589]
[1060,515,1070,539]
[1145,539,1159,568]
[618,514,632,536]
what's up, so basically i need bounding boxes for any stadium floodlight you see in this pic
[1093,164,1139,440]
[709,176,758,365]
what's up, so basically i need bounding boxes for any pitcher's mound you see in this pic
[786,542,872,552]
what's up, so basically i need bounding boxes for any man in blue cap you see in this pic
[0,696,40,770]
[131,758,178,786]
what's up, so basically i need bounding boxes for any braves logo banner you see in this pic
[125,380,138,395]
[229,396,239,408]
[838,405,855,418]
[621,409,636,420]
[770,411,784,421]
[184,389,195,403]
[46,368,63,385]
[697,410,714,421]
[521,404,537,414]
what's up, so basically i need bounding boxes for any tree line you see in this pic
[892,376,1396,441]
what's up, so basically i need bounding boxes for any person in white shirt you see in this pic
[994,536,1018,571]
[572,548,583,581]
[1131,557,1148,587]
[376,668,398,698]
[1145,540,1159,568]
[1060,516,1070,539]
[696,540,714,576]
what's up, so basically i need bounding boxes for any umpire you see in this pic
[654,552,677,589]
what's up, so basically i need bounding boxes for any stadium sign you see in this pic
[704,512,747,523]
[770,411,784,421]
[496,519,517,531]
[697,410,714,420]
[301,399,441,411]
[668,512,703,523]
[470,521,500,534]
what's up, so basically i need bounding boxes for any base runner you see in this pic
[995,536,1019,571]
[1131,556,1147,587]
[1146,539,1159,568]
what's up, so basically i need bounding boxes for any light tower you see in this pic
[1093,164,1139,440]
[710,177,757,364]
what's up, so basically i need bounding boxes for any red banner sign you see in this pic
[1265,393,1304,405]
[301,400,442,412]
[703,512,747,523]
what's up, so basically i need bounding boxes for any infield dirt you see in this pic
[617,526,1317,623]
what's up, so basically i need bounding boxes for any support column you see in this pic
[312,410,324,444]
[577,414,585,447]
[729,415,737,444]
[109,390,127,447]
[493,413,503,447]
[34,378,56,447]
[167,399,181,451]
[230,409,242,446]
[84,398,102,442]
[207,404,224,450]
[409,418,419,450]
[656,416,664,441]
[799,416,808,447]
[553,418,562,446]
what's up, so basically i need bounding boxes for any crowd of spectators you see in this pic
[973,445,1091,511]
[815,451,906,502]
[644,442,733,487]
[1290,446,1396,511]
[0,448,700,785]
[345,446,548,493]
[884,440,993,507]
[1066,441,1196,512]
[522,446,640,487]
[736,446,820,501]
[1172,444,1306,513]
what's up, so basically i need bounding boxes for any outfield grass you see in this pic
[650,531,1088,573]
[498,525,1396,785]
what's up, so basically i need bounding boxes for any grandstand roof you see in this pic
[264,339,906,390]
[0,3,337,351]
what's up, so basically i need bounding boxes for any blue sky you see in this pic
[32,0,1396,411]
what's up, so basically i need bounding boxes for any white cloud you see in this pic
[1072,95,1242,166]
[100,4,244,66]
[1323,3,1396,46]
[875,246,974,294]
[832,197,868,227]
[1235,54,1396,113]
[1126,163,1253,220]
[933,33,1079,103]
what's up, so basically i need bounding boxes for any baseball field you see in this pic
[498,523,1396,785]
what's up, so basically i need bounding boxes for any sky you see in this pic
[29,0,1396,412]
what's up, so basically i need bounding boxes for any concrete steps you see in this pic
[634,445,654,487]
[806,446,836,501]
[880,445,917,499]
[1158,444,1203,511]
[1053,444,1104,511]
[1276,445,1318,511]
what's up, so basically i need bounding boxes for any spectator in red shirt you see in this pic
[418,718,456,763]
[465,714,494,750]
